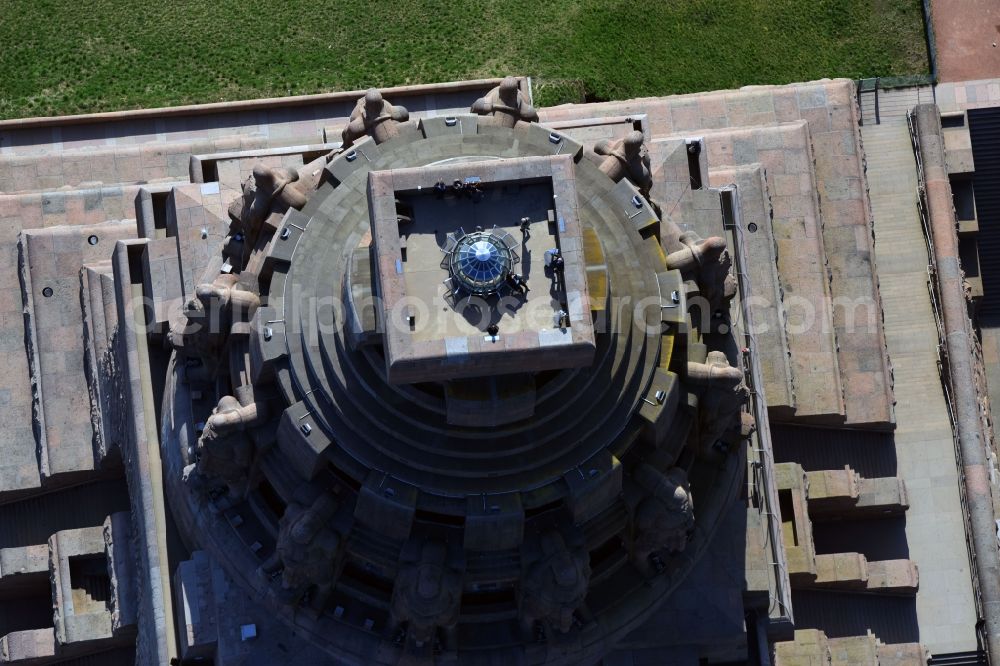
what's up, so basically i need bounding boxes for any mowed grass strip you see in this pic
[0,0,928,119]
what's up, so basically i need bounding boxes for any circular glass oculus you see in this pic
[449,230,514,296]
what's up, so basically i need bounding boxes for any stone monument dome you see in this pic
[160,81,752,665]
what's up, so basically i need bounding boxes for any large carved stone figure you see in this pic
[341,88,410,147]
[470,76,538,128]
[246,164,309,228]
[389,540,463,649]
[183,395,265,508]
[519,530,591,636]
[630,464,694,575]
[666,232,738,311]
[226,163,311,244]
[593,130,653,194]
[168,273,260,373]
[259,492,341,609]
[687,350,749,454]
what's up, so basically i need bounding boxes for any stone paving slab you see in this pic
[142,239,185,327]
[0,135,267,195]
[166,182,233,298]
[863,123,977,655]
[0,185,141,231]
[709,164,795,414]
[19,220,137,480]
[935,77,1000,114]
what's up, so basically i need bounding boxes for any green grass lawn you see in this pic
[0,0,929,119]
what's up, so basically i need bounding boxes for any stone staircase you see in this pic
[775,628,927,665]
[0,513,135,664]
[775,462,918,594]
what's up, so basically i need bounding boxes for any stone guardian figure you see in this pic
[341,88,410,147]
[259,492,342,610]
[593,130,653,194]
[389,540,463,650]
[665,232,738,311]
[686,350,749,454]
[470,76,538,128]
[183,395,266,509]
[519,530,591,636]
[630,463,694,575]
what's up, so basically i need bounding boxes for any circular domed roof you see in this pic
[161,103,748,666]
[449,231,514,296]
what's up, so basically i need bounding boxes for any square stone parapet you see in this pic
[368,155,595,384]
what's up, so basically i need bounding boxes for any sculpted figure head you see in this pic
[593,130,653,193]
[498,76,520,106]
[364,88,384,115]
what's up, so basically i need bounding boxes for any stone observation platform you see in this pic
[367,155,596,383]
[0,71,991,666]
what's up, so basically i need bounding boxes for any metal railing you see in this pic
[858,77,881,126]
[722,186,794,634]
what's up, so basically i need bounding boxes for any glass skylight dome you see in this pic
[449,230,515,296]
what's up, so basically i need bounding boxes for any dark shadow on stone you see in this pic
[812,516,910,561]
[791,589,919,644]
[771,424,897,478]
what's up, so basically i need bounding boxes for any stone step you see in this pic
[708,163,795,414]
[19,221,137,484]
[776,627,928,666]
[0,80,505,195]
[0,183,150,232]
[0,134,270,195]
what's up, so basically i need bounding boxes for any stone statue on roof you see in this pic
[593,130,653,194]
[471,76,539,128]
[687,350,750,455]
[184,394,265,509]
[389,539,463,649]
[341,88,410,147]
[630,464,694,575]
[666,231,738,311]
[519,530,591,635]
[259,491,342,610]
[167,273,260,375]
